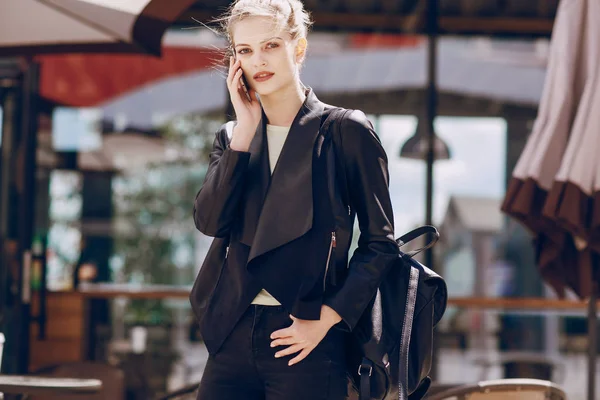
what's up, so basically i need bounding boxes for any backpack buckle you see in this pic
[358,363,372,377]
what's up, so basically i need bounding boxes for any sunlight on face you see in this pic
[231,16,301,97]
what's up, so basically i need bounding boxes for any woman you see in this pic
[190,0,398,398]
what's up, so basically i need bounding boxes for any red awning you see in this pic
[35,34,423,108]
[36,47,221,107]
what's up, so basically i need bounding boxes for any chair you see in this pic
[1,332,5,400]
[425,378,567,400]
[25,361,125,400]
[0,332,5,371]
[154,381,199,400]
[471,351,564,382]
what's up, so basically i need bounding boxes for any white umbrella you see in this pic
[542,0,600,255]
[501,0,589,295]
[0,0,196,56]
[539,0,600,302]
[502,1,600,398]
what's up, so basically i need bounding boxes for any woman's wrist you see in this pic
[321,304,342,327]
[229,124,255,152]
[229,137,251,152]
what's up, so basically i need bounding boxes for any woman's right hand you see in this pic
[227,56,262,152]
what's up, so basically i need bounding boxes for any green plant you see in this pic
[112,112,223,324]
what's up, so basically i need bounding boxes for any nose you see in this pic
[252,50,267,68]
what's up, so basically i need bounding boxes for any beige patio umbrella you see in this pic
[0,0,196,56]
[501,0,592,297]
[542,4,600,248]
[541,0,600,298]
[502,1,599,398]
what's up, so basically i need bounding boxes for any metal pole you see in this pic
[15,61,40,373]
[425,0,439,379]
[0,61,21,375]
[588,281,598,400]
[424,1,438,256]
[0,85,17,326]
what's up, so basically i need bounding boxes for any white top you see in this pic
[251,124,291,306]
[265,124,290,172]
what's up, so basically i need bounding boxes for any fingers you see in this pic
[227,56,234,86]
[227,57,242,87]
[227,62,243,90]
[274,343,304,359]
[250,88,258,102]
[227,59,252,105]
[234,69,244,91]
[270,327,293,340]
[270,336,296,348]
[234,67,243,79]
[227,56,234,79]
[270,315,297,339]
[288,348,311,366]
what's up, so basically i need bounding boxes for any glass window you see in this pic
[47,170,82,290]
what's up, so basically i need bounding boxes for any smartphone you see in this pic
[240,74,252,103]
[233,53,252,102]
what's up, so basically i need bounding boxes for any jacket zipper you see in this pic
[225,245,230,258]
[323,231,336,290]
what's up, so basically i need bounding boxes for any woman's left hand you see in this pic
[270,305,342,366]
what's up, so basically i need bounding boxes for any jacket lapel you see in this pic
[245,89,325,263]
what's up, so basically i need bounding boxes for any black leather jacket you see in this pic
[190,89,398,354]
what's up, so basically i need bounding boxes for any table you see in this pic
[78,283,191,300]
[77,283,192,361]
[448,296,600,316]
[0,375,101,396]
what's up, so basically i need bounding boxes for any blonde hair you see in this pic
[218,0,313,57]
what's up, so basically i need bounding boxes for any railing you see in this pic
[77,284,600,314]
[448,297,600,316]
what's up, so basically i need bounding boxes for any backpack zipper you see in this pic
[323,231,336,290]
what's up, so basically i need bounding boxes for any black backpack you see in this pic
[323,108,448,400]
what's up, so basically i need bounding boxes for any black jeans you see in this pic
[197,304,349,400]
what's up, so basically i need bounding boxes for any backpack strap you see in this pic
[399,265,420,400]
[358,358,374,400]
[397,225,440,258]
[398,225,438,399]
[409,377,432,400]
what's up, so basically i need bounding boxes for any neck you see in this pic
[260,81,306,127]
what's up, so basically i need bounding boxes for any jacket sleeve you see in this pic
[193,123,251,237]
[323,110,399,331]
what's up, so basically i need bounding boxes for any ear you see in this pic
[295,37,307,63]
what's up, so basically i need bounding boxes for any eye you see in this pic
[237,48,250,55]
[266,42,279,49]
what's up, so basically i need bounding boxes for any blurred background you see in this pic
[0,1,598,399]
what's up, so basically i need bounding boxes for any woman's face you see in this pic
[231,16,302,98]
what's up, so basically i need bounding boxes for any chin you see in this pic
[254,88,277,99]
[255,81,292,99]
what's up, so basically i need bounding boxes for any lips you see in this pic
[253,71,274,82]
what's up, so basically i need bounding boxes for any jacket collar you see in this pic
[238,88,325,262]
